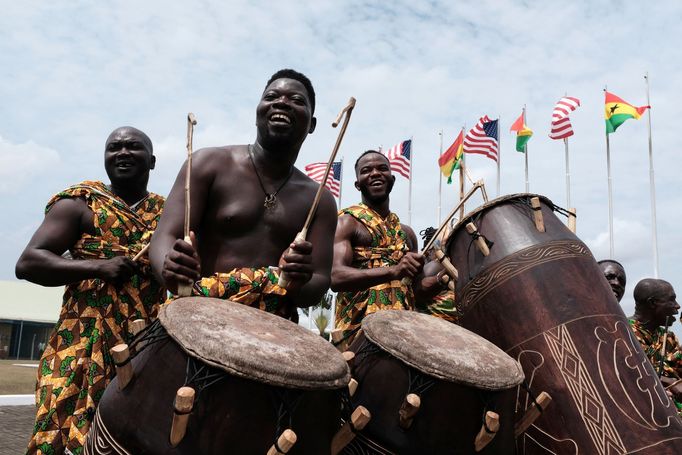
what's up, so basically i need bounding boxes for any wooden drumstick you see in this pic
[170,386,195,447]
[474,411,499,452]
[266,429,297,455]
[132,244,149,262]
[514,391,551,436]
[530,197,545,233]
[398,393,421,429]
[111,344,133,390]
[278,97,356,289]
[666,378,682,390]
[567,208,577,233]
[178,113,198,297]
[465,223,490,256]
[330,405,371,455]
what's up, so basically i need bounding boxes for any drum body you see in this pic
[86,298,349,455]
[346,310,524,455]
[448,194,682,454]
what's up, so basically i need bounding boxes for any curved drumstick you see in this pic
[278,97,356,289]
[177,113,197,297]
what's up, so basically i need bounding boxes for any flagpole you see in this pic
[459,126,465,220]
[564,138,571,208]
[605,87,615,257]
[408,136,413,226]
[645,72,659,277]
[338,158,344,209]
[437,130,443,225]
[523,106,529,192]
[497,116,501,197]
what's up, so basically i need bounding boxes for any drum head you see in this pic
[362,310,524,390]
[158,297,350,390]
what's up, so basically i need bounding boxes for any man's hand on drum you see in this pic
[391,252,424,280]
[660,376,682,402]
[279,240,314,292]
[161,231,201,294]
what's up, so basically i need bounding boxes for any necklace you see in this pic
[248,145,294,210]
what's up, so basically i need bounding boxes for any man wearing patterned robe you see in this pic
[332,150,424,342]
[16,127,165,454]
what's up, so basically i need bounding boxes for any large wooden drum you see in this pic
[344,310,524,454]
[447,193,682,454]
[85,297,350,454]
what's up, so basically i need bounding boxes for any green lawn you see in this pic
[0,360,38,395]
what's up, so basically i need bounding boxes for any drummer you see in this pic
[628,278,682,411]
[598,259,626,303]
[331,150,424,342]
[149,69,337,320]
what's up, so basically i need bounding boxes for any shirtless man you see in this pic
[149,69,336,319]
[332,150,424,342]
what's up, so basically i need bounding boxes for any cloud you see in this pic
[0,136,61,194]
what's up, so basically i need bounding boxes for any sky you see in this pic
[1,1,680,333]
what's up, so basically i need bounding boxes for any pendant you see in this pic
[264,194,276,209]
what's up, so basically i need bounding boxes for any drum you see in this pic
[344,310,524,454]
[85,297,350,454]
[447,193,682,454]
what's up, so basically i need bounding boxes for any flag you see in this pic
[438,130,463,184]
[549,96,580,140]
[463,116,499,162]
[384,139,411,179]
[510,111,533,153]
[605,91,650,134]
[304,161,342,197]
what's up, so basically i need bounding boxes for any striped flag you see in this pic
[304,161,342,197]
[384,139,411,179]
[463,116,499,162]
[549,97,580,140]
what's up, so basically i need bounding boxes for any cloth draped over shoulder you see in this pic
[334,204,413,340]
[27,181,166,455]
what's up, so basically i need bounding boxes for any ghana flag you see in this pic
[439,130,464,184]
[510,111,533,152]
[605,91,650,134]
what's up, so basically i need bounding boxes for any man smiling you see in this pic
[332,150,423,343]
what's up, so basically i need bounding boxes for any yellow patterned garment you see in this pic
[418,289,461,324]
[27,181,165,455]
[334,204,413,341]
[191,267,293,320]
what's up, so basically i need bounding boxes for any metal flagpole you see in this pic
[605,86,615,257]
[438,130,443,225]
[564,138,571,208]
[407,136,413,226]
[497,116,501,196]
[523,106,529,192]
[338,158,344,209]
[645,72,659,277]
[459,126,465,220]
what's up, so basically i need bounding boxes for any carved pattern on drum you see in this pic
[543,324,626,454]
[84,410,132,455]
[458,240,592,312]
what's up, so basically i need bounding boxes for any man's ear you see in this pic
[391,174,396,185]
[308,117,317,134]
[150,155,156,170]
[354,180,360,191]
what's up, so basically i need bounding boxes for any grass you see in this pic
[0,360,38,395]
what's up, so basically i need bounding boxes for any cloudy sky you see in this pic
[1,1,680,331]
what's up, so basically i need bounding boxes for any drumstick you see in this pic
[178,113,197,297]
[132,244,149,262]
[665,378,682,390]
[278,97,356,289]
[658,316,671,377]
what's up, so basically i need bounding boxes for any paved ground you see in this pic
[0,405,33,454]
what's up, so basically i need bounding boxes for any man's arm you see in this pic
[15,198,137,286]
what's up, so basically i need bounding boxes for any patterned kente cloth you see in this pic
[334,204,413,340]
[417,289,460,324]
[27,181,165,455]
[629,318,682,413]
[191,267,293,320]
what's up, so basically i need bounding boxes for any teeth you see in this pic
[271,114,291,124]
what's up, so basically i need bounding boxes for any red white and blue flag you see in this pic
[549,96,580,140]
[304,161,342,197]
[384,139,412,179]
[463,116,499,162]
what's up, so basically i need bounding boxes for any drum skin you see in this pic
[448,194,682,454]
[347,331,517,455]
[93,331,342,454]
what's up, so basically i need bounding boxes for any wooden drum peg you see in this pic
[434,249,459,282]
[568,208,577,233]
[348,378,358,397]
[342,351,355,371]
[170,386,195,447]
[331,406,371,455]
[398,393,421,430]
[331,329,349,352]
[129,319,146,337]
[514,391,552,437]
[266,429,297,455]
[465,223,490,256]
[111,344,133,390]
[474,411,499,452]
[530,197,546,232]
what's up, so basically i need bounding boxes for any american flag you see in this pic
[463,116,499,162]
[549,97,581,140]
[384,139,411,179]
[304,161,342,197]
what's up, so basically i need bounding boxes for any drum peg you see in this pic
[111,344,133,390]
[514,391,552,437]
[170,386,195,447]
[465,223,490,256]
[130,319,146,337]
[474,411,499,452]
[434,249,459,282]
[398,393,421,430]
[530,197,546,233]
[266,429,297,455]
[567,208,577,233]
[348,378,358,397]
[330,405,371,455]
[342,351,355,371]
[331,329,349,352]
